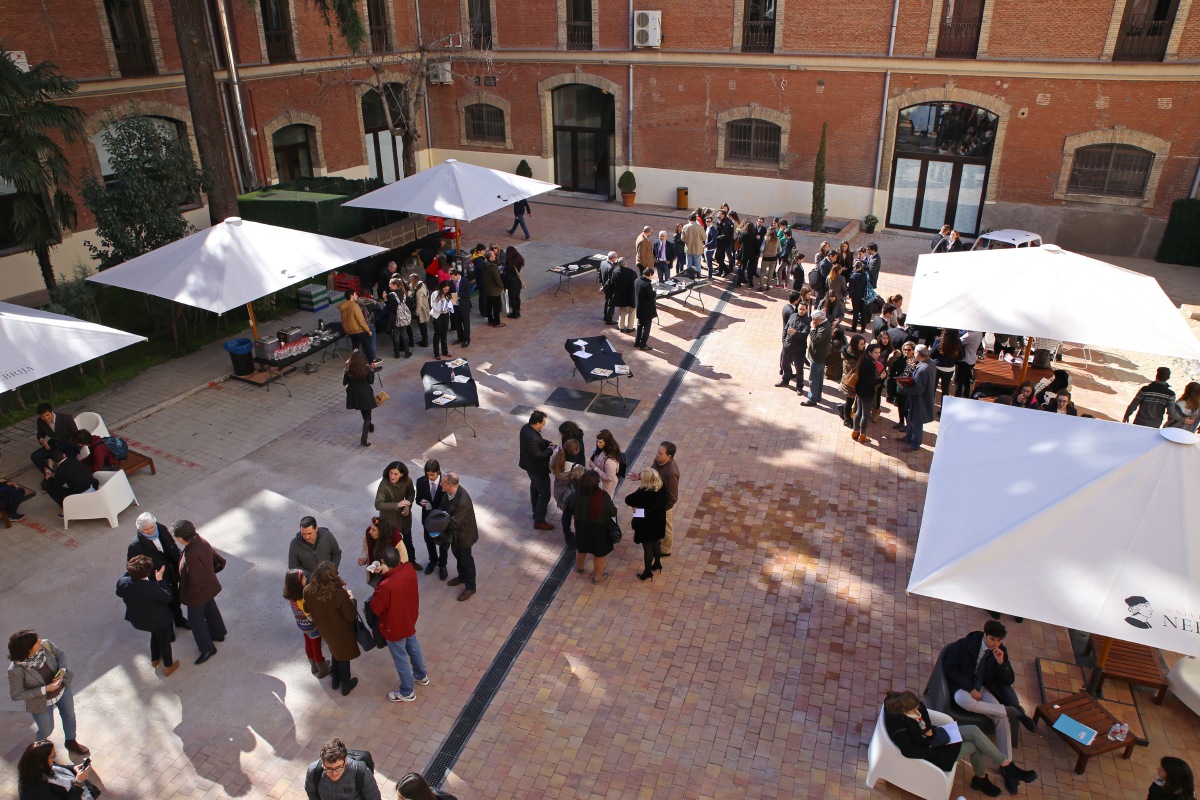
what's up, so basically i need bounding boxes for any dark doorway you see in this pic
[552,84,614,197]
[886,102,998,236]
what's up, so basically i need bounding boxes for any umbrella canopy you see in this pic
[908,397,1200,656]
[86,217,385,315]
[906,245,1200,361]
[343,159,559,221]
[0,302,146,392]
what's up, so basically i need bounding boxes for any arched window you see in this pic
[465,103,505,144]
[362,85,406,183]
[92,116,187,186]
[1067,144,1154,198]
[273,124,315,181]
[724,118,781,165]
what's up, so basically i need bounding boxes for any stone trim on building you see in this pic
[730,0,786,54]
[714,105,790,172]
[263,110,328,182]
[83,100,199,179]
[352,75,419,172]
[252,0,301,63]
[925,0,996,57]
[536,71,623,165]
[459,0,500,48]
[556,0,599,50]
[1053,127,1169,208]
[457,91,512,149]
[877,86,1011,202]
[90,0,165,77]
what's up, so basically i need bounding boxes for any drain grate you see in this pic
[424,287,735,788]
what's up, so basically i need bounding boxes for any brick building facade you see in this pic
[2,0,1198,298]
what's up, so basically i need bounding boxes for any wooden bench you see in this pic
[1086,635,1169,705]
[116,450,156,477]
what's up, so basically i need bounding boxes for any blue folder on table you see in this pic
[1052,713,1097,746]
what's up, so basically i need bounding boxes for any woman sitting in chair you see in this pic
[883,690,1037,797]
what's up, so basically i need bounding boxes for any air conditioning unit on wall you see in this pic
[428,63,452,85]
[633,11,662,48]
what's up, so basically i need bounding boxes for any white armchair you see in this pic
[1168,656,1200,718]
[866,706,958,800]
[73,412,111,438]
[62,470,138,529]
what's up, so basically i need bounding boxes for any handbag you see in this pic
[354,604,377,651]
[608,517,623,544]
[212,550,226,573]
[843,368,860,390]
[375,390,389,405]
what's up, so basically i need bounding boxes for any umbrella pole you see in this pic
[247,302,259,341]
[1016,335,1034,386]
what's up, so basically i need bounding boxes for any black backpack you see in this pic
[617,451,628,480]
[807,266,826,293]
[307,750,375,796]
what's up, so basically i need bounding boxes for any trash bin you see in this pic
[676,187,689,210]
[224,338,255,376]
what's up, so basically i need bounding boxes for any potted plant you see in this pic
[515,159,533,178]
[864,214,879,234]
[618,170,636,207]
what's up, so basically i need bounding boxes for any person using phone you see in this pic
[7,631,89,757]
[16,739,99,800]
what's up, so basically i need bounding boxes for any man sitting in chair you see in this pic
[42,450,98,513]
[942,619,1037,764]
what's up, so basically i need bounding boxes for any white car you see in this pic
[970,229,1043,251]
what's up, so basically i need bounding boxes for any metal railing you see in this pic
[1113,13,1172,61]
[264,29,294,63]
[566,20,592,50]
[470,23,492,50]
[741,20,775,53]
[369,23,392,54]
[935,20,981,58]
[113,35,156,77]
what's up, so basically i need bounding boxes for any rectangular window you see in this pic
[726,119,780,165]
[935,0,984,59]
[465,104,505,144]
[367,0,392,53]
[468,0,492,49]
[566,0,593,51]
[262,0,295,63]
[104,0,157,77]
[1113,0,1179,61]
[741,0,775,53]
[1068,145,1154,198]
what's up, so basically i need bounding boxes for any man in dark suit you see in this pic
[597,251,618,326]
[116,555,179,676]
[31,403,79,474]
[450,267,473,348]
[865,243,882,288]
[942,619,1036,772]
[781,291,802,336]
[42,450,97,509]
[776,303,810,394]
[173,519,226,664]
[128,512,189,628]
[440,473,478,601]
[634,266,658,351]
[519,410,555,530]
[416,461,447,578]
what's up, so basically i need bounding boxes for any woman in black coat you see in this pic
[566,470,617,584]
[1147,756,1194,800]
[624,469,666,581]
[612,258,638,332]
[883,690,1035,797]
[852,343,884,444]
[115,555,178,676]
[504,246,525,318]
[16,740,97,800]
[343,351,377,447]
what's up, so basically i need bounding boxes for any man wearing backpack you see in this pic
[305,738,380,800]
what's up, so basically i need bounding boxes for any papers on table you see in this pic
[632,507,645,518]
[446,358,467,368]
[431,395,454,406]
[1052,714,1097,746]
[572,339,589,347]
[574,350,592,359]
[591,368,613,377]
[614,365,630,375]
[452,374,471,384]
[938,721,963,744]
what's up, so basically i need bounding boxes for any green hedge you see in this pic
[1157,198,1200,267]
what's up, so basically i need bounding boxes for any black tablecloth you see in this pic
[548,255,604,275]
[420,360,480,409]
[252,330,344,370]
[653,277,710,298]
[564,336,630,384]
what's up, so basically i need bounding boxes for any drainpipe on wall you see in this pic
[628,0,634,170]
[416,0,433,173]
[870,0,901,221]
[213,0,257,189]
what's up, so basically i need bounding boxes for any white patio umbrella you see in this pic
[87,217,385,338]
[906,245,1200,382]
[907,397,1200,656]
[342,158,559,221]
[0,301,146,392]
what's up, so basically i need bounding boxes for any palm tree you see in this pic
[0,50,84,291]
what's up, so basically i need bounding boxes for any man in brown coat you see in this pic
[338,290,378,363]
[480,256,506,327]
[439,472,479,601]
[172,519,226,664]
[635,226,653,270]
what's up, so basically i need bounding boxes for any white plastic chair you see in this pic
[73,412,111,438]
[866,706,958,800]
[62,470,138,529]
[1168,656,1200,719]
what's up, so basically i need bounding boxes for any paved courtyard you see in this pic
[2,198,1199,799]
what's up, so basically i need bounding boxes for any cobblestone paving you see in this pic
[1,198,1198,800]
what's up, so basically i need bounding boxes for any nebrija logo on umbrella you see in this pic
[1123,596,1153,630]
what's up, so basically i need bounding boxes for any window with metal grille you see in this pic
[1067,144,1154,198]
[465,104,505,144]
[725,119,781,165]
